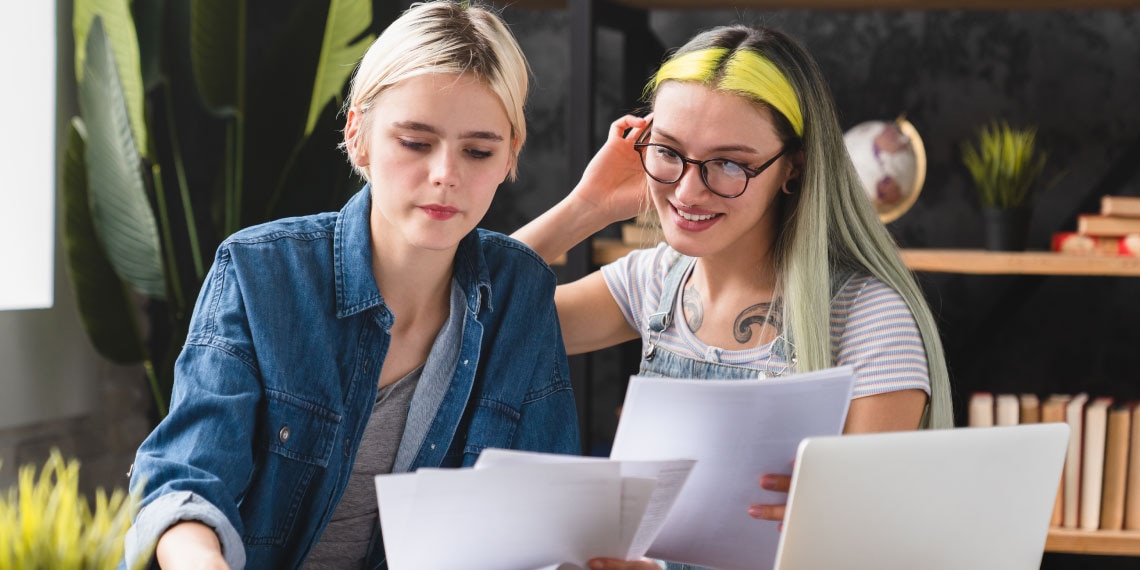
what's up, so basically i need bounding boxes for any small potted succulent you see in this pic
[961,121,1047,251]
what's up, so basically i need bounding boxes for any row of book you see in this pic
[968,392,1140,531]
[1052,195,1140,255]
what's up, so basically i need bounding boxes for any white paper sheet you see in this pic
[376,461,623,570]
[610,366,855,570]
[474,448,697,560]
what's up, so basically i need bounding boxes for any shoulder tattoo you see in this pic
[683,285,704,332]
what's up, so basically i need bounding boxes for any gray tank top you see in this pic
[304,281,464,569]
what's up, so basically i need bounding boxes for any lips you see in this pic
[420,204,459,221]
[670,203,721,231]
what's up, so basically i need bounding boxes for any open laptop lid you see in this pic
[774,423,1070,570]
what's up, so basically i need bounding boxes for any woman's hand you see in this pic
[155,521,231,570]
[586,557,662,570]
[748,473,792,530]
[569,114,652,225]
[512,114,650,263]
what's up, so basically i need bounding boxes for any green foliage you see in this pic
[66,0,380,418]
[961,120,1047,209]
[62,118,146,365]
[0,450,147,570]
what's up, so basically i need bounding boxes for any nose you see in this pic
[673,162,708,204]
[429,148,460,188]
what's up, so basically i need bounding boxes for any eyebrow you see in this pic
[392,121,505,142]
[654,127,759,155]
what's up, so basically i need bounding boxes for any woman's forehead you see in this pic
[652,82,782,148]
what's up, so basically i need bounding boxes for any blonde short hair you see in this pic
[344,1,530,181]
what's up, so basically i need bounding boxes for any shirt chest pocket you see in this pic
[241,390,343,546]
[262,390,341,467]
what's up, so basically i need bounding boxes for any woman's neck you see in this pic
[370,239,455,331]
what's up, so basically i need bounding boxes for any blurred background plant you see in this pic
[960,120,1048,210]
[0,450,145,570]
[65,0,395,421]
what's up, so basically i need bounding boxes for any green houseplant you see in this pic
[960,120,1048,251]
[65,0,390,419]
[0,450,146,569]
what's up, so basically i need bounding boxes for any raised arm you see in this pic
[512,115,650,264]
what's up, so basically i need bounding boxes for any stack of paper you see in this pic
[375,451,696,570]
[375,365,855,570]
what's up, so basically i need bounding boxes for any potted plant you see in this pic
[0,450,148,569]
[960,120,1047,251]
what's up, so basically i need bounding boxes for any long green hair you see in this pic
[647,25,953,429]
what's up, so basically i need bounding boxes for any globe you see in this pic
[843,118,927,223]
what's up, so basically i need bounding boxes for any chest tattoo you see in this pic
[734,299,784,344]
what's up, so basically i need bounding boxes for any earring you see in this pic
[782,179,800,195]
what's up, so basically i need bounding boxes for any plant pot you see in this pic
[982,206,1032,251]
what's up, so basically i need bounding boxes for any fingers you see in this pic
[759,473,791,493]
[747,503,786,521]
[610,114,651,141]
[750,472,791,521]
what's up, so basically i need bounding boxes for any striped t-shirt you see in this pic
[601,244,930,398]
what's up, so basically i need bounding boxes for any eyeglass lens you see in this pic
[642,144,751,197]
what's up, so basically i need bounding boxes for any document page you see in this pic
[610,366,855,570]
[473,448,697,560]
[375,461,622,570]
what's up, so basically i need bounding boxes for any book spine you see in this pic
[1101,195,1140,218]
[1125,405,1140,530]
[1077,215,1140,237]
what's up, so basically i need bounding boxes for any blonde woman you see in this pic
[124,3,579,569]
[517,24,953,570]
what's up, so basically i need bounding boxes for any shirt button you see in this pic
[278,426,290,443]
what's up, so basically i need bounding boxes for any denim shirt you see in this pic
[124,187,579,570]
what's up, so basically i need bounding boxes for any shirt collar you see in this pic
[334,185,493,320]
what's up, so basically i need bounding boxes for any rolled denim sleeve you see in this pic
[125,491,246,570]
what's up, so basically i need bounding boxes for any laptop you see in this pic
[773,423,1070,570]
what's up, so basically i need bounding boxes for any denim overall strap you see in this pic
[643,254,696,360]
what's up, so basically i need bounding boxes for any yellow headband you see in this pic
[652,47,804,137]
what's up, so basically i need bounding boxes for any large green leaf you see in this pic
[74,0,147,157]
[305,0,373,136]
[61,118,145,365]
[79,19,167,299]
[190,0,243,115]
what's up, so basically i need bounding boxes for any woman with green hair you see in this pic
[516,23,952,570]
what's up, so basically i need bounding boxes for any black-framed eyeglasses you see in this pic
[633,128,789,199]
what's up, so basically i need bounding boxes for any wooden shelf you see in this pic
[1046,529,1140,556]
[591,239,1140,276]
[900,248,1140,276]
